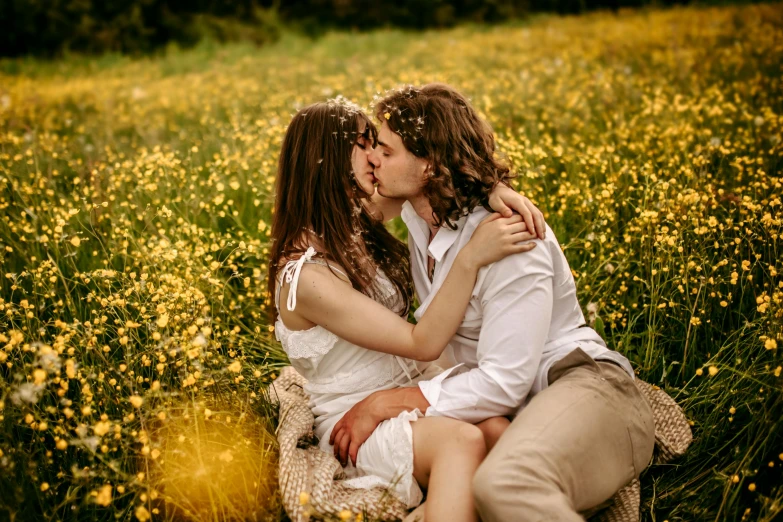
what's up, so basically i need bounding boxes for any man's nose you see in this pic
[367,149,378,168]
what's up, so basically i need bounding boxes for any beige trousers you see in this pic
[472,348,655,522]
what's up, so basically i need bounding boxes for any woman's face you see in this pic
[351,124,376,196]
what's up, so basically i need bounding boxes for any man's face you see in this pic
[368,122,428,199]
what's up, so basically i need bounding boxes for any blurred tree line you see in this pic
[274,0,685,33]
[0,0,741,57]
[0,0,280,57]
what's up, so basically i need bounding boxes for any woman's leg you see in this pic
[475,416,511,453]
[410,417,486,522]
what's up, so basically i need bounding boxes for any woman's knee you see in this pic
[412,418,486,465]
[411,418,487,488]
[445,422,486,458]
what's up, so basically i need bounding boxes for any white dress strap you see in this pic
[279,246,318,312]
[276,249,351,312]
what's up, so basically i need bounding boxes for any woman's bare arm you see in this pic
[281,214,536,362]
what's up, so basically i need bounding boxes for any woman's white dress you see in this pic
[274,248,447,508]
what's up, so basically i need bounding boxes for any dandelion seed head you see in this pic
[11,383,45,405]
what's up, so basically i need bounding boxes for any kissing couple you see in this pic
[269,83,655,521]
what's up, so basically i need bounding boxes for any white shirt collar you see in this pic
[428,220,464,262]
[400,201,469,262]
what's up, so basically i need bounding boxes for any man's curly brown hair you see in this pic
[375,83,515,229]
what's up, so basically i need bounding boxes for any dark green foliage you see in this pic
[0,0,758,58]
[0,0,281,57]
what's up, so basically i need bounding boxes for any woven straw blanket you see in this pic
[270,366,692,522]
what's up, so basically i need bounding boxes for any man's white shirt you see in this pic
[401,202,635,424]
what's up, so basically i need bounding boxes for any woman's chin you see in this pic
[356,180,376,196]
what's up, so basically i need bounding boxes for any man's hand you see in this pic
[330,392,384,467]
[329,387,430,467]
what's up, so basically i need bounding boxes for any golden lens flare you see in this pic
[149,402,279,521]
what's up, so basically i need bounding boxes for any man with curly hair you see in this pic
[331,83,655,521]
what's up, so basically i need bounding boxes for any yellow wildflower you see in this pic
[219,450,234,463]
[95,484,112,506]
[135,505,150,521]
[156,313,169,328]
[33,369,47,384]
[93,421,110,436]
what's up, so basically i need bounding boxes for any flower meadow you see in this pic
[0,3,782,521]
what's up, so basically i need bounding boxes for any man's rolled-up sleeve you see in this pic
[418,248,554,424]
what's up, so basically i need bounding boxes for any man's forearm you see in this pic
[368,386,431,423]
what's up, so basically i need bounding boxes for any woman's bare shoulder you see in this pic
[302,260,352,285]
[278,254,351,285]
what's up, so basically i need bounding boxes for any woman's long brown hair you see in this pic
[267,101,413,318]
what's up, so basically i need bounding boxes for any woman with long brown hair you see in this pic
[268,96,543,522]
